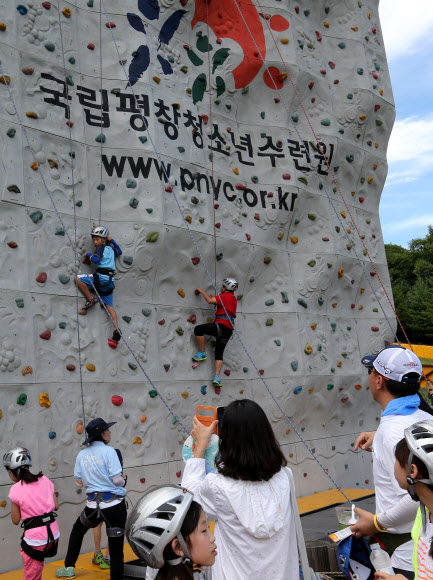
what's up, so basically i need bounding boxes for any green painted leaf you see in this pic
[215,76,225,97]
[192,73,207,104]
[196,35,212,53]
[187,49,204,67]
[212,48,230,73]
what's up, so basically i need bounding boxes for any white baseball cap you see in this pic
[361,345,422,384]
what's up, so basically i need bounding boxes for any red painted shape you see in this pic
[269,15,289,32]
[112,395,123,406]
[263,66,283,90]
[40,330,51,340]
[187,314,197,324]
[191,257,200,265]
[36,272,47,283]
[192,0,266,88]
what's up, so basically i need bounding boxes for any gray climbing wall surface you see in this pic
[0,0,395,570]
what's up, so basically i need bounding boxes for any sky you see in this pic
[378,0,433,247]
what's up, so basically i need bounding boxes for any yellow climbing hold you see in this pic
[133,437,142,444]
[367,12,371,19]
[172,102,180,109]
[358,305,364,310]
[280,72,287,80]
[30,161,39,171]
[336,360,343,368]
[0,74,11,85]
[340,211,346,218]
[360,288,365,294]
[359,114,366,121]
[0,500,6,508]
[177,288,185,298]
[290,236,298,244]
[310,322,317,330]
[304,343,313,355]
[368,176,374,184]
[62,7,72,17]
[351,26,359,31]
[0,409,2,420]
[375,142,379,148]
[289,453,293,458]
[140,415,147,423]
[346,228,351,234]
[185,215,192,224]
[308,388,314,394]
[355,384,362,390]
[39,393,51,408]
[232,167,239,175]
[181,391,189,399]
[373,163,378,170]
[351,191,356,197]
[280,38,289,44]
[338,267,344,279]
[86,363,96,372]
[240,389,244,394]
[332,302,338,308]
[323,22,330,28]
[286,429,291,434]
[379,89,384,96]
[0,23,6,31]
[277,232,284,240]
[26,111,39,119]
[153,76,161,84]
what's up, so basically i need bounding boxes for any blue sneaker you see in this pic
[55,568,75,579]
[193,351,208,361]
[213,376,222,387]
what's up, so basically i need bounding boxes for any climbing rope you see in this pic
[0,60,190,438]
[101,0,353,502]
[55,0,86,427]
[98,0,104,224]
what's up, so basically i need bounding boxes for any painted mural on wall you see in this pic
[0,0,395,570]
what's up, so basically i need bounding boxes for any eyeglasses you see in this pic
[367,367,374,375]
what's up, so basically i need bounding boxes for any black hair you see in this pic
[8,466,43,485]
[215,399,287,481]
[155,501,203,580]
[383,373,420,398]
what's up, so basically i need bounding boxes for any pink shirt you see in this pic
[9,475,59,545]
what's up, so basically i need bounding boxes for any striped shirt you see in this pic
[418,519,433,580]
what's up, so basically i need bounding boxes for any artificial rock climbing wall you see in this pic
[0,0,395,570]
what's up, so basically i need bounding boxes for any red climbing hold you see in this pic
[374,105,381,112]
[105,22,116,28]
[215,222,221,229]
[183,44,190,50]
[66,120,74,127]
[370,272,376,276]
[87,43,95,50]
[351,304,355,309]
[227,127,231,133]
[36,272,47,283]
[214,386,221,395]
[267,192,273,197]
[372,72,378,80]
[308,81,314,90]
[39,330,51,340]
[311,98,316,103]
[187,314,197,324]
[371,326,379,332]
[303,473,307,477]
[334,79,340,84]
[322,237,329,242]
[140,477,146,483]
[294,6,299,14]
[328,61,335,69]
[195,289,200,295]
[191,257,200,265]
[158,319,165,325]
[176,471,182,478]
[192,362,199,369]
[245,233,251,241]
[282,173,291,180]
[214,203,219,209]
[274,98,280,103]
[341,397,349,403]
[165,185,173,192]
[224,369,231,376]
[66,364,76,371]
[108,338,118,349]
[315,31,322,41]
[259,369,264,375]
[42,1,51,8]
[112,395,123,406]
[235,183,246,190]
[367,140,372,146]
[7,241,18,248]
[180,0,188,6]
[216,38,222,44]
[372,234,376,239]
[254,213,260,220]
[359,197,365,203]
[320,69,326,76]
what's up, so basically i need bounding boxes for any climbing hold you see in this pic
[297,298,307,309]
[338,267,344,279]
[0,22,6,31]
[39,330,51,340]
[7,241,18,249]
[304,343,313,355]
[187,314,197,324]
[290,236,298,244]
[87,43,95,50]
[17,5,28,15]
[294,386,302,395]
[85,363,96,373]
[66,364,76,372]
[106,21,116,28]
[128,362,137,370]
[129,198,139,209]
[307,213,317,221]
[49,432,56,439]
[0,74,11,85]
[265,298,274,306]
[264,256,272,264]
[17,393,27,405]
[274,339,281,346]
[371,326,379,332]
[281,291,289,303]
[318,296,324,306]
[123,256,133,265]
[76,424,84,434]
[158,319,165,325]
[148,390,158,398]
[298,177,308,185]
[39,393,51,408]
[58,274,70,285]
[21,366,33,376]
[175,326,184,337]
[145,231,159,243]
[30,211,43,224]
[321,118,331,126]
[265,318,274,326]
[177,289,185,298]
[277,232,284,240]
[62,7,72,17]
[140,415,147,423]
[112,395,123,406]
[243,367,249,373]
[308,260,316,267]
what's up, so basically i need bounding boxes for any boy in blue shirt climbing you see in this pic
[75,226,122,344]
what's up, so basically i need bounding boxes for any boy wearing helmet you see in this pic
[193,278,238,390]
[351,345,431,578]
[75,226,122,345]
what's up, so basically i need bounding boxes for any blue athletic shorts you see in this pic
[77,274,114,307]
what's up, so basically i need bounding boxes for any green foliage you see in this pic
[385,226,433,344]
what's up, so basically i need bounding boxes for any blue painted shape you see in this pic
[129,45,150,86]
[138,0,160,21]
[158,10,186,45]
[294,386,302,394]
[157,54,173,75]
[127,12,146,34]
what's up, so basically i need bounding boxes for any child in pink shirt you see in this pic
[4,447,59,580]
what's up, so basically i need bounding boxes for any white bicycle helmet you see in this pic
[91,225,109,238]
[3,447,32,471]
[222,277,238,291]
[126,484,193,569]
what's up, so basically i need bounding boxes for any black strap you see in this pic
[22,511,57,531]
[20,512,58,562]
[93,271,115,297]
[96,268,116,276]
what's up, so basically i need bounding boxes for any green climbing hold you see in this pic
[242,212,247,218]
[330,322,336,332]
[298,40,304,50]
[178,146,185,153]
[241,86,249,95]
[374,62,381,71]
[180,65,188,74]
[172,416,178,425]
[142,308,151,317]
[55,227,65,236]
[123,256,133,265]
[341,352,348,359]
[148,390,158,398]
[376,119,383,127]
[128,362,137,370]
[69,57,76,64]
[175,326,184,336]
[15,299,24,308]
[237,294,243,301]
[346,154,354,163]
[97,184,105,191]
[274,339,281,346]
[291,114,299,122]
[59,322,66,329]
[126,178,137,188]
[347,93,353,100]
[129,198,139,209]
[45,42,55,52]
[327,384,334,390]
[321,118,331,126]
[260,111,265,119]
[360,177,365,184]
[7,128,16,138]
[186,88,192,95]
[95,134,106,143]
[308,260,316,267]
[251,176,259,184]
[297,298,307,309]
[243,367,248,373]
[58,274,70,284]
[76,200,82,207]
[87,0,94,5]
[265,298,274,306]
[318,296,324,306]
[298,177,308,185]
[265,318,274,326]
[357,67,364,75]
[304,9,310,16]
[331,367,335,373]
[338,128,345,134]
[291,361,298,372]
[338,42,346,49]
[358,1,362,6]
[294,219,300,225]
[122,316,131,324]
[30,211,43,224]
[146,208,153,214]
[66,76,74,86]
[373,308,378,313]
[17,393,27,405]
[325,6,330,13]
[216,252,223,261]
[307,213,316,221]
[146,231,159,243]
[139,136,148,143]
[111,88,121,95]
[281,291,289,303]
[264,256,272,265]
[366,218,371,224]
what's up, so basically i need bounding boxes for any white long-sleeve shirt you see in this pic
[181,458,299,580]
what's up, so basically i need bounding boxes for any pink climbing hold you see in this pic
[87,43,95,50]
[39,330,51,340]
[315,31,322,41]
[227,127,231,133]
[112,395,123,406]
[341,397,349,403]
[371,326,379,332]
[108,338,118,349]
[320,69,326,76]
[245,233,251,241]
[372,72,378,80]
[36,272,47,283]
[192,362,200,369]
[214,386,221,395]
[224,369,231,376]
[282,173,291,180]
[187,314,197,324]
[235,183,246,190]
[322,237,329,242]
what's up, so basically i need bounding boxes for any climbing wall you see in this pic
[0,0,395,570]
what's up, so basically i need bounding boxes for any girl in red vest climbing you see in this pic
[193,278,238,390]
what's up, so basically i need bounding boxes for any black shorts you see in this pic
[194,322,232,361]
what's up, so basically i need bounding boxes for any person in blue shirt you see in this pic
[75,226,122,344]
[56,418,127,580]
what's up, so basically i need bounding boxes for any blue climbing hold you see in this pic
[17,5,28,15]
[49,432,56,439]
[200,385,207,395]
[294,386,302,395]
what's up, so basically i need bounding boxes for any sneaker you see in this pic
[55,567,75,579]
[193,351,208,361]
[92,551,103,565]
[112,329,121,342]
[213,376,222,387]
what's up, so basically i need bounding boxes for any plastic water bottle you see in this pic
[370,543,395,575]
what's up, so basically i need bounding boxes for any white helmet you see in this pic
[222,277,238,291]
[91,225,109,238]
[126,485,193,569]
[404,421,433,484]
[3,447,32,471]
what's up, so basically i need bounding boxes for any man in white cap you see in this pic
[351,345,430,579]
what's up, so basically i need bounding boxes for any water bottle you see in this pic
[370,543,395,575]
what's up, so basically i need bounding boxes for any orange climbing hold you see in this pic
[338,267,344,279]
[21,366,33,376]
[30,161,39,171]
[290,236,298,244]
[76,424,84,434]
[140,415,147,423]
[133,437,142,444]
[181,391,189,399]
[178,288,185,298]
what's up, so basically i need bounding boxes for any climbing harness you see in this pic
[94,268,116,297]
[20,511,58,562]
[80,493,125,538]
